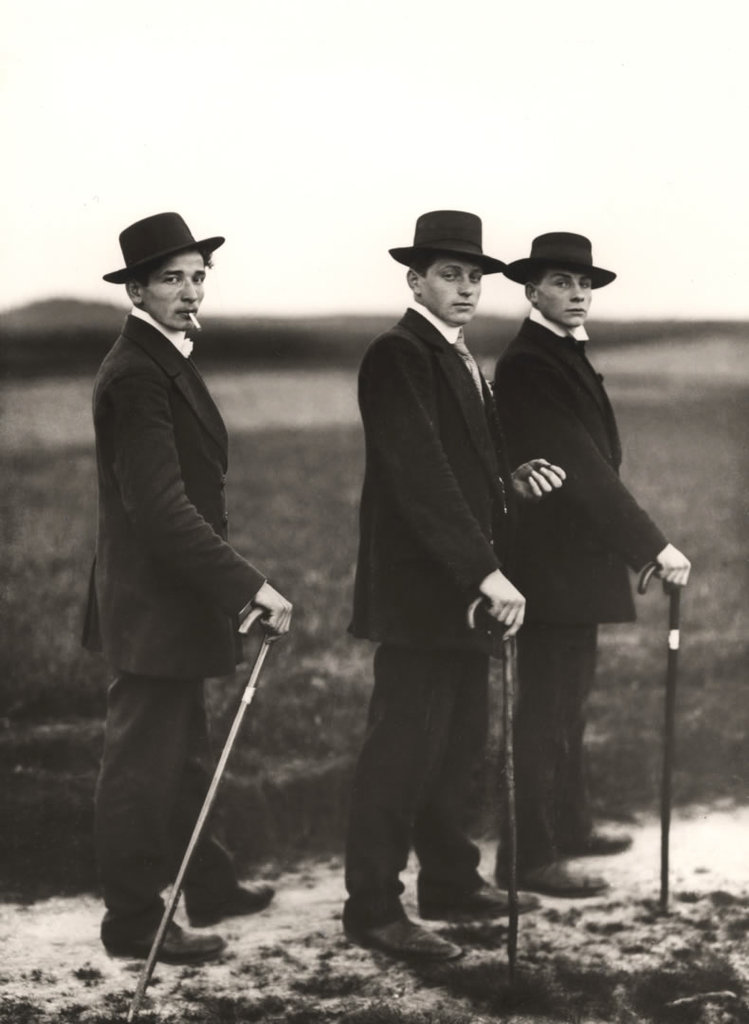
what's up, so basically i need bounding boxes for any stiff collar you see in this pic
[407,302,462,345]
[130,306,193,358]
[529,306,589,344]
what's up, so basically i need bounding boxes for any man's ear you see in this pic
[406,268,421,297]
[126,280,143,306]
[525,281,537,306]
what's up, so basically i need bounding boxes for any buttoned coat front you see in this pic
[494,318,667,624]
[350,308,515,653]
[82,315,264,678]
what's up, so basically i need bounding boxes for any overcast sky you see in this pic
[2,0,747,321]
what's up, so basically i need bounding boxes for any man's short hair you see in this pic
[127,246,214,286]
[408,252,440,277]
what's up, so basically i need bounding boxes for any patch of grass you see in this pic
[628,959,746,1022]
[292,969,367,998]
[340,1007,475,1024]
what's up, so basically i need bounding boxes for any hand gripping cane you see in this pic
[128,608,277,1021]
[638,563,681,913]
[467,598,519,983]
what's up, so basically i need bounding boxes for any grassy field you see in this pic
[1,336,748,900]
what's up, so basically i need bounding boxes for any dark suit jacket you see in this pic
[494,318,667,625]
[82,315,265,678]
[350,308,515,653]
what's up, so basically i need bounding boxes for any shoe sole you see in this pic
[105,942,226,964]
[189,895,274,928]
[518,882,609,898]
[344,929,463,962]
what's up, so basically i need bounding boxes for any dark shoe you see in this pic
[344,916,462,962]
[419,881,540,921]
[104,921,226,964]
[518,861,609,898]
[188,882,275,927]
[561,830,633,858]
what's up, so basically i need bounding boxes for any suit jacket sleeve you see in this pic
[360,334,499,591]
[496,354,667,571]
[106,369,266,614]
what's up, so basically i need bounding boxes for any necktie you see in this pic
[454,329,484,399]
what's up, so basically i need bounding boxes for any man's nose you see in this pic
[458,277,475,294]
[181,279,200,300]
[570,280,586,300]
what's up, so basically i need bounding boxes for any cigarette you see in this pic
[187,312,202,331]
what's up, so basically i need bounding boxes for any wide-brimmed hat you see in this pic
[389,210,506,275]
[103,212,225,284]
[503,232,616,289]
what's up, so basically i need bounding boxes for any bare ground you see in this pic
[1,806,747,1024]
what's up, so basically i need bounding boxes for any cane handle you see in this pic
[637,561,659,595]
[466,596,484,630]
[638,561,680,598]
[238,605,267,635]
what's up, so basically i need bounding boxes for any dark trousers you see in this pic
[94,673,237,945]
[498,624,598,875]
[344,645,489,928]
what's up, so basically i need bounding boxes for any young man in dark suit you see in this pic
[84,212,292,962]
[493,232,691,897]
[344,211,565,961]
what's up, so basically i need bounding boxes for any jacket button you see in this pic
[222,513,229,525]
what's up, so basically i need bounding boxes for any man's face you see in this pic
[527,267,592,331]
[128,250,206,330]
[409,257,483,327]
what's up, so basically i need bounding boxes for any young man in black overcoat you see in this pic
[493,232,691,897]
[344,211,565,961]
[83,212,292,961]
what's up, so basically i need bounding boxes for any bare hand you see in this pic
[512,458,566,501]
[249,582,293,636]
[655,543,691,587]
[478,569,525,637]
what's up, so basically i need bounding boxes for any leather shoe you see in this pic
[188,882,275,927]
[344,917,462,961]
[104,922,225,963]
[419,881,540,921]
[517,861,609,898]
[561,830,633,858]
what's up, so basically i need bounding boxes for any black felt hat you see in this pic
[504,232,616,289]
[389,210,506,274]
[103,212,225,284]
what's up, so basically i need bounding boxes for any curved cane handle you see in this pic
[466,596,484,630]
[238,605,267,635]
[637,561,660,595]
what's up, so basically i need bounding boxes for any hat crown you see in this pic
[529,232,594,268]
[412,210,484,255]
[119,212,197,269]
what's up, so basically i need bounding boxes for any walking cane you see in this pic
[637,562,681,914]
[128,607,276,1021]
[467,599,519,983]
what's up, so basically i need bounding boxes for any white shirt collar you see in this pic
[130,307,194,358]
[529,306,589,342]
[408,302,463,345]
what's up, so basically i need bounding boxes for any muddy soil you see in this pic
[1,806,747,1024]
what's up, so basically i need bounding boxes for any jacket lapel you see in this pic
[519,319,622,465]
[123,316,229,458]
[400,310,506,502]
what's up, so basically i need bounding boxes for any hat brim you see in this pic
[389,245,506,275]
[103,235,225,284]
[503,257,616,289]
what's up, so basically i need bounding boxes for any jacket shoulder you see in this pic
[361,322,432,369]
[95,333,167,391]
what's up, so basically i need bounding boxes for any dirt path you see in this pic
[1,806,747,1023]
